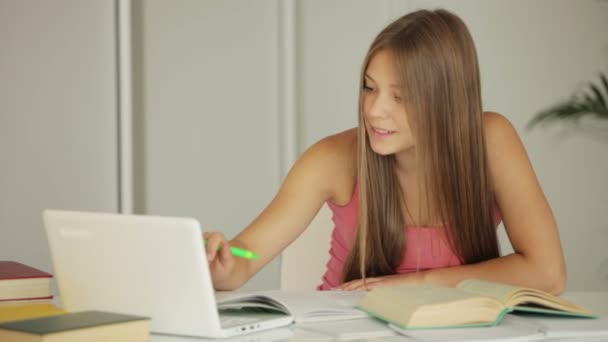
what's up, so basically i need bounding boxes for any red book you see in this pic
[0,262,52,302]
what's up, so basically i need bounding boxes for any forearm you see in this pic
[423,253,566,295]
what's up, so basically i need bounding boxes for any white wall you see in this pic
[134,0,282,290]
[0,1,119,274]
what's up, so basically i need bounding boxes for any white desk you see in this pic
[150,291,608,342]
[561,291,608,316]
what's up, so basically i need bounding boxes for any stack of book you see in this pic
[0,261,150,340]
[0,261,64,323]
[0,261,53,306]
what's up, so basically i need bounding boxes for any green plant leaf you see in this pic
[589,83,606,108]
[599,73,608,115]
[528,72,608,129]
[527,102,589,129]
[600,73,608,97]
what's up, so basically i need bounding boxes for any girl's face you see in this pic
[362,49,415,156]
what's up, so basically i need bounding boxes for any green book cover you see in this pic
[0,310,149,335]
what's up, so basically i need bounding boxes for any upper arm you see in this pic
[233,130,356,276]
[484,113,565,271]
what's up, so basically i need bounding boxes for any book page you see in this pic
[509,292,592,314]
[216,291,289,313]
[458,279,520,304]
[457,280,593,315]
[358,284,506,328]
[365,284,489,307]
[259,290,368,323]
[216,290,368,323]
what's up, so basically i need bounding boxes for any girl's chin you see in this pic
[369,143,415,156]
[369,144,395,156]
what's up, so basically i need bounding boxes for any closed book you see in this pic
[0,310,150,342]
[0,261,52,301]
[0,304,65,323]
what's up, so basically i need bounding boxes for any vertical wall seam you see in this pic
[278,0,297,289]
[116,0,134,214]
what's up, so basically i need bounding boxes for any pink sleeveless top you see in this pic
[318,183,501,290]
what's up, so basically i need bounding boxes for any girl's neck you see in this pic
[395,146,417,178]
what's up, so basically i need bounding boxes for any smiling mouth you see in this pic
[371,127,395,135]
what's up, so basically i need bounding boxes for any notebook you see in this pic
[43,210,293,338]
[216,289,368,323]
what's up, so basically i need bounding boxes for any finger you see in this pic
[350,278,380,291]
[337,282,353,291]
[203,232,211,240]
[354,282,373,291]
[362,279,382,291]
[341,280,362,291]
[364,281,382,291]
[219,241,234,266]
[205,233,225,261]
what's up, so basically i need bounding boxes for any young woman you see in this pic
[204,9,566,294]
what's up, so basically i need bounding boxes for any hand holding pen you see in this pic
[203,231,259,289]
[203,239,259,260]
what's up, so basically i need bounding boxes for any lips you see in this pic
[371,126,395,135]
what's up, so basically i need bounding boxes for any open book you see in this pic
[215,290,368,323]
[357,279,595,330]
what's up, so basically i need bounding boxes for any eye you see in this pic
[362,84,375,92]
[393,94,403,103]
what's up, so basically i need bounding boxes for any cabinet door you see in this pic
[0,1,119,272]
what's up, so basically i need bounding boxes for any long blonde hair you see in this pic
[343,9,499,282]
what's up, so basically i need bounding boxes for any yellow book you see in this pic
[0,304,65,323]
[357,279,595,330]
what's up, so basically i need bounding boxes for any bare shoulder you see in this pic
[482,111,517,142]
[482,111,523,157]
[302,128,357,204]
[482,111,532,188]
[314,128,357,158]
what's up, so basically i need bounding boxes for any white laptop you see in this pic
[43,210,294,338]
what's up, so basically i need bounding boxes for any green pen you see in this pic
[203,240,259,260]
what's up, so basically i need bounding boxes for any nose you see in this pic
[366,92,392,119]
